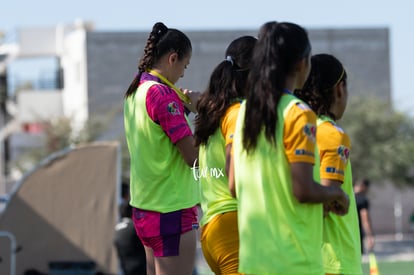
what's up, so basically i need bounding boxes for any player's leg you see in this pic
[155,229,197,275]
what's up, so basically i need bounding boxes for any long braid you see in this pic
[138,23,168,73]
[124,22,169,98]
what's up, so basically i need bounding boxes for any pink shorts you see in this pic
[132,206,199,257]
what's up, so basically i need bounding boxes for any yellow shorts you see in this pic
[201,211,240,275]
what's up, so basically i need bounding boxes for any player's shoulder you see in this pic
[294,101,312,112]
[226,101,242,114]
[318,120,350,147]
[149,82,173,95]
[288,101,316,122]
[318,120,345,135]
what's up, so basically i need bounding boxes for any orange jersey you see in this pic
[221,102,242,146]
[284,102,317,164]
[317,119,351,182]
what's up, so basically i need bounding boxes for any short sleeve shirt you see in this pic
[317,120,351,182]
[283,102,317,164]
[221,101,242,146]
[141,73,193,144]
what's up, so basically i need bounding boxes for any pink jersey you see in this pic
[141,73,192,144]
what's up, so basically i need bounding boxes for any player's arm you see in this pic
[318,122,349,213]
[227,144,236,198]
[222,104,240,198]
[176,136,198,167]
[286,104,348,214]
[291,163,346,207]
[321,179,342,188]
[148,85,198,167]
[321,179,342,216]
[360,207,375,250]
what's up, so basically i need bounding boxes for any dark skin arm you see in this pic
[226,144,237,198]
[360,208,375,251]
[321,179,344,216]
[176,136,198,167]
[291,162,349,216]
[225,144,232,176]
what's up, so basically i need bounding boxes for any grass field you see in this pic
[362,261,414,275]
[198,261,414,275]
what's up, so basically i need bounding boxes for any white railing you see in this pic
[0,231,16,275]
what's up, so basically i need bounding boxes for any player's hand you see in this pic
[366,234,375,251]
[329,192,349,216]
[181,88,201,113]
[323,202,330,217]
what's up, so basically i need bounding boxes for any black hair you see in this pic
[243,21,311,153]
[119,202,133,218]
[124,22,192,98]
[295,53,347,120]
[355,178,370,188]
[194,36,257,146]
[121,181,129,199]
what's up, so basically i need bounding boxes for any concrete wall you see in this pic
[309,28,391,103]
[86,28,390,109]
[85,27,391,142]
[368,183,414,235]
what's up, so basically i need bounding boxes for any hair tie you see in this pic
[156,25,168,37]
[333,68,345,87]
[225,56,234,66]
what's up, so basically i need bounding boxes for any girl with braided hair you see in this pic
[194,35,257,274]
[124,22,201,275]
[295,53,363,275]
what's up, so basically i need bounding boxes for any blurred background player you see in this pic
[354,178,375,254]
[114,181,146,275]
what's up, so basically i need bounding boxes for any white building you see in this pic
[0,21,94,192]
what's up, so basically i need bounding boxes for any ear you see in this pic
[335,81,346,99]
[168,52,179,65]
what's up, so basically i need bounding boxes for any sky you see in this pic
[1,0,412,113]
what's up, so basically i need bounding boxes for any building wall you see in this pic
[308,28,391,103]
[86,27,391,141]
[369,183,414,236]
[61,28,89,129]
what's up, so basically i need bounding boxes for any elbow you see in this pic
[185,157,198,168]
[294,195,308,204]
[293,189,312,203]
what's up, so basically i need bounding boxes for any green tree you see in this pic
[339,95,414,186]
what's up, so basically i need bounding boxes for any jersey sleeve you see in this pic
[284,103,317,164]
[221,103,241,146]
[361,197,369,210]
[146,84,193,144]
[317,121,351,182]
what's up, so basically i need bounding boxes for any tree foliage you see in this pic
[10,113,114,179]
[339,95,414,187]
